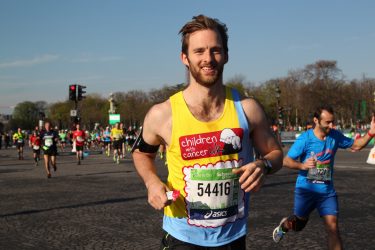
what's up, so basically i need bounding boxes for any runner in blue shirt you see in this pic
[273,106,375,250]
[102,126,111,156]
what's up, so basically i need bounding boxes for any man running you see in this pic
[59,129,67,152]
[13,128,25,160]
[132,15,283,249]
[125,125,136,156]
[120,122,126,158]
[72,123,86,165]
[102,126,111,156]
[29,130,41,166]
[110,123,123,164]
[272,106,375,250]
[40,121,59,178]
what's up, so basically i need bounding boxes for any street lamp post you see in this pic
[275,84,282,127]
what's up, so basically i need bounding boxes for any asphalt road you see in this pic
[0,146,374,250]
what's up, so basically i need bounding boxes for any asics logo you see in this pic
[203,210,227,219]
[204,211,213,219]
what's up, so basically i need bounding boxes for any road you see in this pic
[0,146,374,250]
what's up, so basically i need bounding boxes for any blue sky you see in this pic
[1,1,374,114]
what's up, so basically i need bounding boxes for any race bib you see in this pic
[77,136,84,142]
[33,145,40,150]
[17,139,24,143]
[45,138,53,147]
[307,162,331,183]
[183,160,244,227]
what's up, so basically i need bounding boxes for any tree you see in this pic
[49,101,75,129]
[10,101,47,130]
[148,84,186,104]
[114,90,151,127]
[225,75,249,96]
[79,94,109,129]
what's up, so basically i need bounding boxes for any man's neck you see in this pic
[313,127,326,140]
[182,81,226,122]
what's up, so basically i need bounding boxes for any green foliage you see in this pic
[7,60,375,130]
[10,101,47,130]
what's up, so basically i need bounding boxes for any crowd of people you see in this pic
[0,121,141,178]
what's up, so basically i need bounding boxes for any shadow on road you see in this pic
[0,196,146,218]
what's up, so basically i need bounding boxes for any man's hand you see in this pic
[146,180,171,210]
[301,157,317,170]
[232,161,266,192]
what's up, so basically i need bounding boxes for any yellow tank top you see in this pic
[164,87,251,229]
[110,128,123,140]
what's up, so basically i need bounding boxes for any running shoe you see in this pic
[273,217,288,243]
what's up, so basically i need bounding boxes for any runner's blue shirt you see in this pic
[287,129,354,194]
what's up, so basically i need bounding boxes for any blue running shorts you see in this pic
[294,188,339,218]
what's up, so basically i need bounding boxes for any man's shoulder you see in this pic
[330,128,343,135]
[147,99,171,120]
[239,97,267,128]
[143,99,172,140]
[300,129,311,136]
[290,130,310,147]
[328,129,348,139]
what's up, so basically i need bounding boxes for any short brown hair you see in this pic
[179,15,229,55]
[313,105,334,121]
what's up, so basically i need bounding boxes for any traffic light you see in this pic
[69,84,77,101]
[77,85,86,101]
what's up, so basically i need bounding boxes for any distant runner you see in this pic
[72,123,86,165]
[29,130,41,166]
[13,128,25,160]
[40,121,59,178]
[110,122,123,164]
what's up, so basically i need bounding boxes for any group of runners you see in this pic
[6,121,140,177]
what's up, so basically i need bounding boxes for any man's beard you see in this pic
[188,60,224,86]
[318,123,331,135]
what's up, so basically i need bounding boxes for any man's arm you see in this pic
[132,101,171,210]
[232,98,283,192]
[283,155,315,170]
[351,115,375,151]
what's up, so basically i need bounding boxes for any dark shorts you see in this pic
[160,233,246,250]
[33,149,41,154]
[76,145,84,151]
[112,140,122,150]
[16,143,24,149]
[104,141,111,146]
[43,146,57,156]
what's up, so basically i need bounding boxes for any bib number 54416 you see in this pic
[197,182,231,197]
